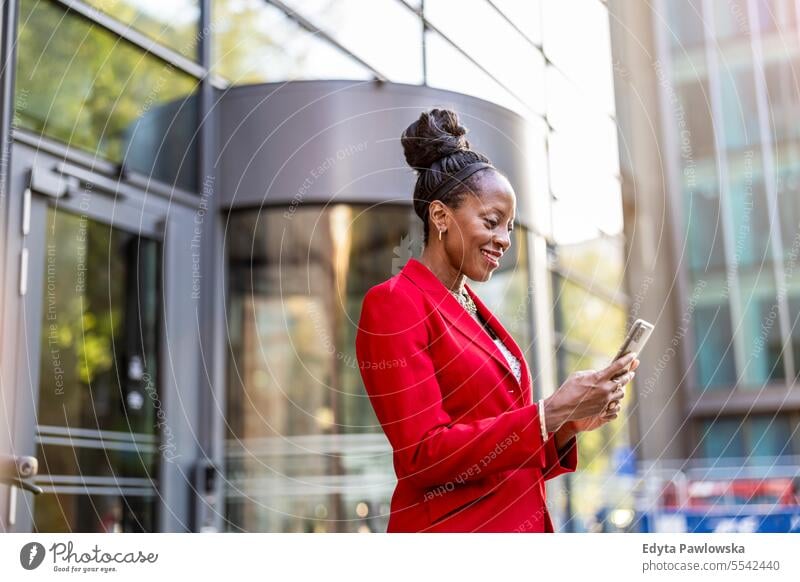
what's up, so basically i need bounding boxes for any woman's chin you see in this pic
[460,257,496,282]
[471,264,494,282]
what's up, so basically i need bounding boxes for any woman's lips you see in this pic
[480,249,500,268]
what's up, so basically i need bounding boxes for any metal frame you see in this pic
[0,0,21,532]
[192,0,226,533]
[11,129,200,206]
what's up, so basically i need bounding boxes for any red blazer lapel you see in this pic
[398,258,531,403]
[465,284,532,405]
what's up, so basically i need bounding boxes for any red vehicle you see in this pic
[685,478,800,508]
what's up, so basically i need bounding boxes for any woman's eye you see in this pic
[485,219,497,228]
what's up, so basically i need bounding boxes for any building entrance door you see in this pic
[1,143,178,532]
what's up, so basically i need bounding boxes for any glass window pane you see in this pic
[551,197,601,245]
[546,65,586,131]
[789,296,800,375]
[212,0,373,83]
[425,31,528,117]
[34,493,157,533]
[764,58,800,143]
[749,414,793,458]
[542,0,615,115]
[491,0,542,46]
[775,145,800,255]
[665,0,705,51]
[34,208,161,532]
[280,0,423,84]
[693,303,738,389]
[548,119,620,199]
[84,0,200,60]
[524,117,552,238]
[549,125,622,239]
[699,417,746,458]
[225,204,421,532]
[425,0,545,114]
[712,0,750,41]
[35,441,158,483]
[718,66,760,150]
[738,282,785,386]
[37,210,161,436]
[16,0,199,191]
[685,183,727,273]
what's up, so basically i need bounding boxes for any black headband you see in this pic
[426,161,495,201]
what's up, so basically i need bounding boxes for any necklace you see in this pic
[449,288,476,316]
[449,288,498,340]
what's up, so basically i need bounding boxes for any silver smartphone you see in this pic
[610,318,654,378]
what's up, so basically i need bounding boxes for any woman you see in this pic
[355,109,640,533]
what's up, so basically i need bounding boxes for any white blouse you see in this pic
[467,309,522,385]
[493,337,522,384]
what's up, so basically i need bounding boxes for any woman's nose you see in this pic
[494,231,511,250]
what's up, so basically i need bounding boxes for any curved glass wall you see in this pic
[224,204,533,532]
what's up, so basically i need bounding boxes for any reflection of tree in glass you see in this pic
[212,0,279,83]
[36,210,159,438]
[15,0,196,163]
[83,0,200,59]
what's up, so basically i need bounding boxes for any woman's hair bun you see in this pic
[401,108,471,171]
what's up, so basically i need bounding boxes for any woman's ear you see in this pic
[428,200,449,235]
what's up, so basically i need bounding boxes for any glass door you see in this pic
[32,208,162,532]
[3,145,171,532]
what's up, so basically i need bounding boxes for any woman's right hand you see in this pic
[542,352,638,433]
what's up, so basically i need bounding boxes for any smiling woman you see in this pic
[355,108,638,532]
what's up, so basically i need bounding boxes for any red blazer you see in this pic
[356,257,578,533]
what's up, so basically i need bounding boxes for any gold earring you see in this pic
[438,229,444,241]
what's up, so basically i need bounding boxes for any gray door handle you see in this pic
[1,455,43,494]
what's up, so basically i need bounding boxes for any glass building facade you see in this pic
[650,0,800,462]
[0,0,626,533]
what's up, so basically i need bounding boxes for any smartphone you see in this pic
[610,318,654,378]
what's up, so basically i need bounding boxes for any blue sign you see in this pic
[612,446,637,476]
[640,508,800,533]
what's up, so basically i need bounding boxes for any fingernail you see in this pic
[630,352,638,360]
